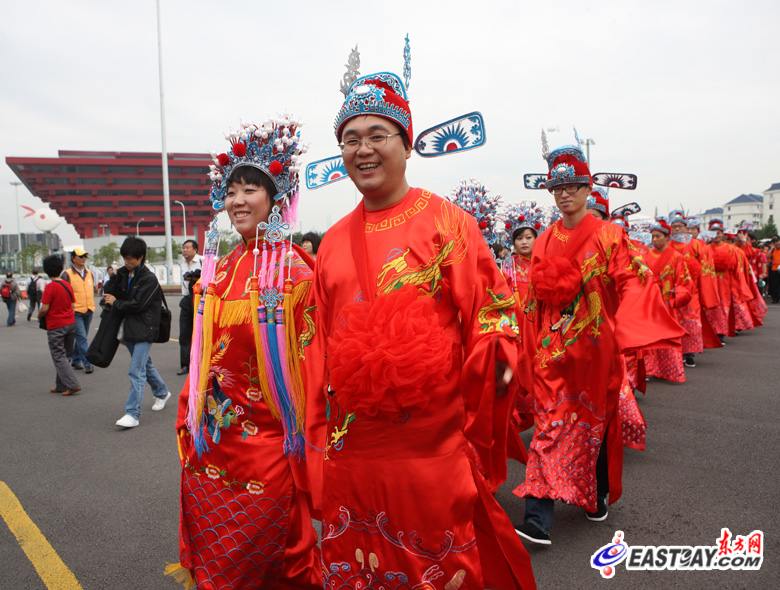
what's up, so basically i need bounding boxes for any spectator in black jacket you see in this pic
[103,237,171,429]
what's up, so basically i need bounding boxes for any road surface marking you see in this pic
[170,338,179,343]
[0,481,83,589]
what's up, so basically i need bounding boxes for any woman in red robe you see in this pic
[309,72,536,590]
[169,119,320,589]
[514,146,683,545]
[643,220,692,383]
[668,213,704,366]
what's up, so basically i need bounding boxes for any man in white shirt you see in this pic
[178,239,202,375]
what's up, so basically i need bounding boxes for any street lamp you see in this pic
[10,181,22,271]
[156,0,174,284]
[174,200,187,240]
[136,218,145,236]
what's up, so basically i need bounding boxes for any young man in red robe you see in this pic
[513,145,683,545]
[683,217,725,348]
[642,219,691,383]
[308,72,536,590]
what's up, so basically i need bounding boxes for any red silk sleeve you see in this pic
[443,213,522,491]
[673,255,692,309]
[609,231,685,351]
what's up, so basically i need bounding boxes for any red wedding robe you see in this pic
[670,240,704,354]
[515,215,683,512]
[308,188,536,590]
[710,242,754,335]
[174,241,320,589]
[643,246,691,383]
[502,254,534,462]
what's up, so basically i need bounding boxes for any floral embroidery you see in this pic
[241,420,258,440]
[246,480,265,495]
[204,464,223,480]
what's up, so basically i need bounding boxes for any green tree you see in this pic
[94,242,120,268]
[758,215,778,239]
[218,230,241,257]
[19,243,49,273]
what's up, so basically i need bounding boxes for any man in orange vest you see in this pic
[61,247,96,374]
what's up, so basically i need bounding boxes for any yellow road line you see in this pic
[0,481,82,590]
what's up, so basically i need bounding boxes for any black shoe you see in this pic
[683,355,696,368]
[586,495,609,522]
[85,366,94,374]
[72,364,85,371]
[176,367,189,376]
[515,522,552,545]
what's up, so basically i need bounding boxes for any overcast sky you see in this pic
[2,0,779,245]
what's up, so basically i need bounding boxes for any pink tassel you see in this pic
[186,252,218,437]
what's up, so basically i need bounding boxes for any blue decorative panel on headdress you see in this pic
[414,112,486,158]
[305,155,349,190]
[611,202,641,219]
[523,174,548,190]
[550,163,576,183]
[334,72,411,135]
[592,173,638,190]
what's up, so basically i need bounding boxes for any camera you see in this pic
[183,269,201,284]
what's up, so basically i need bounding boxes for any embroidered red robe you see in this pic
[643,245,691,383]
[309,188,536,590]
[174,241,321,589]
[514,215,683,512]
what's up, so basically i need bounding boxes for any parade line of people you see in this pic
[9,47,767,588]
[144,54,772,589]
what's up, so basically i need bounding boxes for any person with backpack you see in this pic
[26,269,43,321]
[38,255,80,396]
[2,272,21,327]
[103,237,171,429]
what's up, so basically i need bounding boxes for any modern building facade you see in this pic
[5,150,213,240]
[763,182,779,227]
[723,194,763,229]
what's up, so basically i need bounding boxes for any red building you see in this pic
[6,150,214,239]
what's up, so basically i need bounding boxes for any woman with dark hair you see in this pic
[169,118,320,589]
[39,254,80,396]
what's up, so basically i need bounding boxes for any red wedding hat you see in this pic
[334,72,413,146]
[709,218,724,231]
[588,187,610,217]
[545,145,592,189]
[652,218,672,235]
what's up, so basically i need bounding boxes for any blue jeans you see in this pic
[124,341,169,419]
[72,311,93,368]
[5,298,16,326]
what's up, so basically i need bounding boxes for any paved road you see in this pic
[1,299,778,589]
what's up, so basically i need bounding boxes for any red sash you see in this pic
[348,200,376,303]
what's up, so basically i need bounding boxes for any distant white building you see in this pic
[763,182,779,226]
[723,194,763,230]
[697,207,724,230]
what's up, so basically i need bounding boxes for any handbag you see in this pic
[87,307,122,368]
[155,290,171,344]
